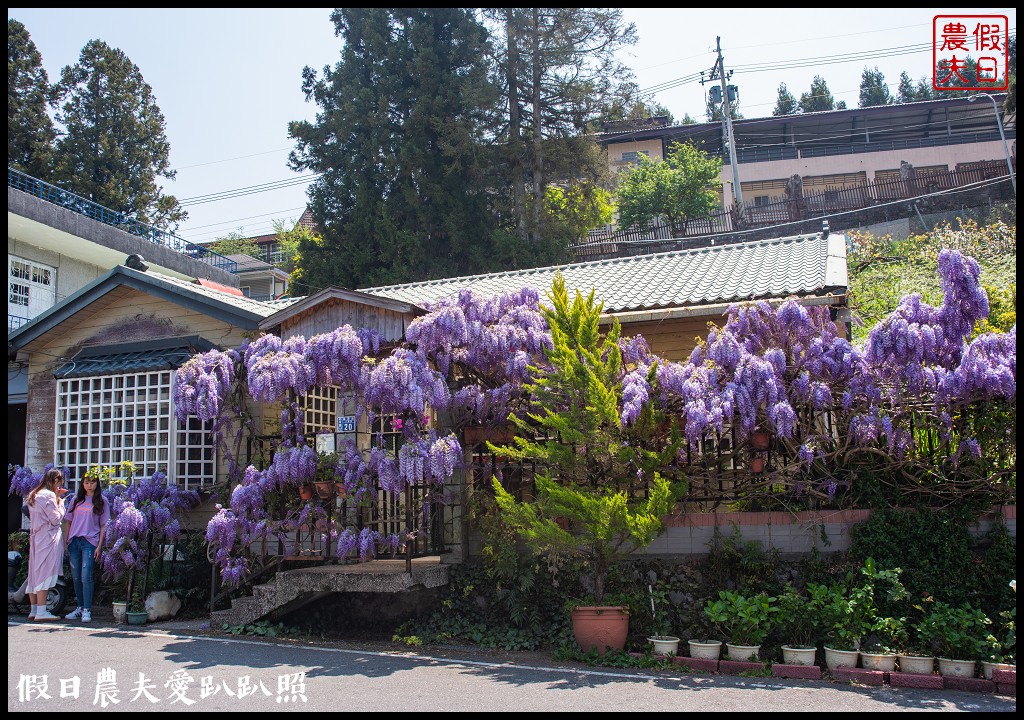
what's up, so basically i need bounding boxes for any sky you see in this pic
[8,8,1017,247]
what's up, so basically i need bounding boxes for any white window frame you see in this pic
[9,255,56,329]
[55,370,216,490]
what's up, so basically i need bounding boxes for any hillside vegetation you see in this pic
[848,215,1017,345]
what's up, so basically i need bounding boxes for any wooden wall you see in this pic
[276,297,415,344]
[619,313,728,363]
[20,285,251,475]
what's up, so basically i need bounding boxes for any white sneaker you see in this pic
[34,609,60,622]
[65,607,83,620]
[81,609,92,623]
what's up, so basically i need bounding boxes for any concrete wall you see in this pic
[8,236,109,306]
[638,506,1016,557]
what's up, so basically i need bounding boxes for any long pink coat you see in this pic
[27,489,66,593]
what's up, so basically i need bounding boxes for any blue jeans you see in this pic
[67,536,97,610]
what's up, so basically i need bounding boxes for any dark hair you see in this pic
[27,468,63,506]
[75,473,106,517]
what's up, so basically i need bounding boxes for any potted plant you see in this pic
[982,581,1015,680]
[646,583,680,656]
[704,590,777,661]
[860,616,906,672]
[125,583,148,626]
[491,274,683,656]
[915,600,991,678]
[312,452,338,499]
[777,585,819,666]
[807,582,864,671]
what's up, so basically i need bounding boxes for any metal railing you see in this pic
[573,160,1014,259]
[8,167,237,274]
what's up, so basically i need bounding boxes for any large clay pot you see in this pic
[112,601,128,624]
[571,606,629,655]
[781,645,817,666]
[752,429,770,450]
[298,484,314,502]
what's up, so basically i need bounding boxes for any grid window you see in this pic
[55,370,216,490]
[301,385,339,436]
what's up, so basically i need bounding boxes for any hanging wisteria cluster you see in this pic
[173,248,1014,585]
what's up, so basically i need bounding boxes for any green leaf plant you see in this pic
[491,273,683,604]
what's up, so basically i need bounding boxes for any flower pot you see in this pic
[312,480,334,499]
[726,643,761,661]
[981,661,1014,680]
[824,646,859,672]
[298,484,314,501]
[688,640,723,660]
[126,610,148,626]
[752,429,770,450]
[937,658,977,678]
[555,516,571,531]
[897,655,935,674]
[860,651,897,672]
[112,601,128,624]
[648,636,680,656]
[335,482,347,499]
[781,646,817,666]
[571,606,629,656]
[750,457,765,473]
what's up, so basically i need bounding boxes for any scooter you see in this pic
[8,536,71,618]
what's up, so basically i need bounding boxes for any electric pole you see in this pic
[702,37,744,209]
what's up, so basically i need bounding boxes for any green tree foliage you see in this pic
[858,66,893,107]
[483,8,637,255]
[896,71,936,103]
[934,56,980,90]
[289,8,504,290]
[207,230,262,260]
[615,141,722,232]
[8,18,55,178]
[772,82,798,116]
[798,75,838,113]
[599,81,675,126]
[532,182,614,249]
[270,218,307,275]
[50,39,186,231]
[490,274,681,603]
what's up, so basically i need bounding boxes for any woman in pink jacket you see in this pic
[26,468,68,621]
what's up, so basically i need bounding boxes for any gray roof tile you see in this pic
[360,233,844,313]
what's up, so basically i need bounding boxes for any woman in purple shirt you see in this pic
[62,473,110,623]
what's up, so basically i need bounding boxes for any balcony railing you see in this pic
[573,160,1014,260]
[9,315,31,332]
[8,167,237,274]
[724,130,1015,165]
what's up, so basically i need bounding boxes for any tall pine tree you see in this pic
[798,75,838,113]
[8,19,55,178]
[288,8,504,291]
[858,66,893,107]
[772,82,798,116]
[51,40,186,231]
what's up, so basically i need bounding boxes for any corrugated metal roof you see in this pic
[360,233,844,313]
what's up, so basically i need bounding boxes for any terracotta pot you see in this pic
[463,424,516,446]
[571,606,629,655]
[335,482,347,499]
[752,429,770,450]
[298,484,314,501]
[750,457,765,473]
[312,480,334,499]
[555,516,571,531]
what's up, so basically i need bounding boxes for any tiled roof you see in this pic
[54,336,216,378]
[145,271,300,317]
[360,233,846,313]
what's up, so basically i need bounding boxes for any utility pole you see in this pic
[702,37,744,209]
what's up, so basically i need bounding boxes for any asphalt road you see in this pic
[7,619,1017,712]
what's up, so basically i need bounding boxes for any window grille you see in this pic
[55,371,216,490]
